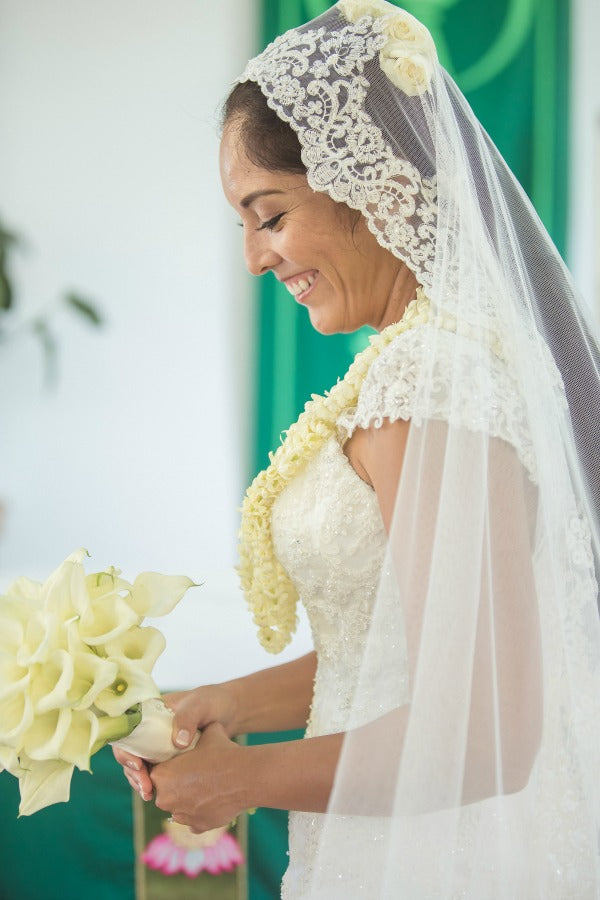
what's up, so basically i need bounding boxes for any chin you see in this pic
[306,308,343,336]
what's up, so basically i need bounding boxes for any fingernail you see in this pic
[176,729,190,746]
[127,760,140,771]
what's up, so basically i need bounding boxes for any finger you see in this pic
[113,747,145,773]
[124,770,153,801]
[124,765,153,794]
[154,791,170,812]
[134,768,154,796]
[170,711,199,750]
[170,813,194,829]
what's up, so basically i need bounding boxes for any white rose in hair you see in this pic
[383,12,436,53]
[337,0,388,24]
[380,48,434,96]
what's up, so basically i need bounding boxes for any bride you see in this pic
[114,2,600,896]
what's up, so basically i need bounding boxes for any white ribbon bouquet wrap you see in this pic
[0,549,198,815]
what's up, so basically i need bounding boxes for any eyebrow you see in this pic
[240,189,285,209]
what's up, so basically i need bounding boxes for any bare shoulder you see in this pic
[343,418,411,531]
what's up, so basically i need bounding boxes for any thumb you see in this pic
[168,709,199,750]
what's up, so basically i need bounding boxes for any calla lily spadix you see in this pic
[0,550,198,816]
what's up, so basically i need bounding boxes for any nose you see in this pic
[244,230,281,277]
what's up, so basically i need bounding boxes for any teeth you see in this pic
[286,273,316,296]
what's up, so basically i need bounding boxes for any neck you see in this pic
[376,264,420,331]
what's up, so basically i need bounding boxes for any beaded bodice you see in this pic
[272,434,387,737]
[272,431,394,900]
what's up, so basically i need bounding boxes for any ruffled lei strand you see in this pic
[237,288,430,653]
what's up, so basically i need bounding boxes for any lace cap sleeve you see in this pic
[337,323,539,482]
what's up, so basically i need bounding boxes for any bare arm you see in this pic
[350,419,543,802]
[114,651,316,799]
[224,651,317,735]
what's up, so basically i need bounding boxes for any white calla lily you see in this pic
[0,656,30,701]
[30,649,75,713]
[67,651,120,710]
[18,757,74,816]
[43,549,90,620]
[103,626,166,673]
[78,594,140,646]
[93,660,159,717]
[22,708,72,761]
[0,618,25,654]
[0,551,198,816]
[0,743,23,776]
[3,575,43,607]
[59,709,99,770]
[86,567,132,602]
[128,573,197,618]
[0,691,34,746]
[16,610,59,667]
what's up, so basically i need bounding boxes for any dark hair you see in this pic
[221,79,306,175]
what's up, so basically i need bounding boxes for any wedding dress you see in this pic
[236,2,600,895]
[271,321,598,899]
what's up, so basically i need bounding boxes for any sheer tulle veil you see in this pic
[239,2,600,896]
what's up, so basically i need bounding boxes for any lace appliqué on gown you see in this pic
[241,14,438,290]
[338,324,543,480]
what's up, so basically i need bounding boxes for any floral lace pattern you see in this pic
[338,323,540,480]
[241,9,438,288]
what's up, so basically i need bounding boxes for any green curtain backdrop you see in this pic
[0,748,135,900]
[248,1,570,898]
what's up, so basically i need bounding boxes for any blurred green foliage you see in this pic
[0,219,103,384]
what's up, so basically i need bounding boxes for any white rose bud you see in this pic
[380,49,433,96]
[338,0,388,24]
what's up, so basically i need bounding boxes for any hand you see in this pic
[112,746,154,801]
[151,722,248,833]
[112,682,240,801]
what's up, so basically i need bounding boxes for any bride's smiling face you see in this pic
[219,124,406,335]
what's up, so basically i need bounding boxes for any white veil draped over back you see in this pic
[240,2,600,896]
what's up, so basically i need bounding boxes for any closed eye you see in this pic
[258,213,284,232]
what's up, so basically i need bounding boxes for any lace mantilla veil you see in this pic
[239,2,600,896]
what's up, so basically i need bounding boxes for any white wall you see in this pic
[0,0,313,685]
[0,0,255,577]
[569,0,600,322]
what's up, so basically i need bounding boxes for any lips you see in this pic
[283,270,318,300]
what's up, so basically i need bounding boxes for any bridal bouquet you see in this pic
[0,549,197,815]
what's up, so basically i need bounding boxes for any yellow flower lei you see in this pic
[238,288,431,653]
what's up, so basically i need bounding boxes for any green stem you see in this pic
[92,705,142,755]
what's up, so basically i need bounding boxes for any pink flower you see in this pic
[202,832,244,875]
[142,827,244,878]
